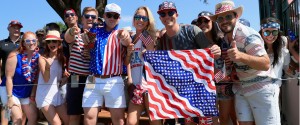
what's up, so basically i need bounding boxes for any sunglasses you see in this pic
[197,18,210,25]
[24,39,37,44]
[263,30,279,36]
[216,14,235,23]
[158,11,176,17]
[84,14,97,19]
[134,15,149,22]
[106,13,120,19]
[46,40,59,44]
[65,13,75,18]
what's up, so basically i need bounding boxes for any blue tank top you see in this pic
[0,54,33,98]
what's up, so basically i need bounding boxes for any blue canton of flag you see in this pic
[144,49,218,120]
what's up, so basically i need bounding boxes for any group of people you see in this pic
[0,0,299,125]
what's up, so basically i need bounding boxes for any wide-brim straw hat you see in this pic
[210,0,243,21]
[44,30,63,41]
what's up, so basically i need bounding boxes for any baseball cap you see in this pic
[105,3,121,15]
[157,1,177,13]
[198,11,213,20]
[8,20,23,28]
[64,8,75,15]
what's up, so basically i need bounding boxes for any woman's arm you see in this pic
[38,56,51,83]
[5,52,17,108]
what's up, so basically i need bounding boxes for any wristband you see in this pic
[7,95,12,98]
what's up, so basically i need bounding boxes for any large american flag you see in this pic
[144,49,218,120]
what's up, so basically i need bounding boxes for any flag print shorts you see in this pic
[216,83,234,100]
[130,84,147,105]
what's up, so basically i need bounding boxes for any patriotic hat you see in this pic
[8,20,23,28]
[198,11,214,20]
[210,0,243,21]
[64,8,76,15]
[157,1,177,13]
[45,30,62,41]
[105,3,121,15]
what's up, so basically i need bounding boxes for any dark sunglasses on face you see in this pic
[134,15,149,22]
[263,30,279,36]
[197,19,210,25]
[216,14,235,23]
[106,13,120,19]
[24,39,37,44]
[84,14,97,19]
[158,11,176,17]
[65,13,75,18]
[46,40,58,44]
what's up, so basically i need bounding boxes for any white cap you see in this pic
[105,3,121,15]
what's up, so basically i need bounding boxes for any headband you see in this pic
[261,22,280,29]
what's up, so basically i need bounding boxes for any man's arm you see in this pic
[227,40,270,71]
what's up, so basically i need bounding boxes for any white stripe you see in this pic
[145,62,204,117]
[168,50,216,92]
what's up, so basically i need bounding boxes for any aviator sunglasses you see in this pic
[106,13,120,19]
[134,15,149,22]
[263,30,279,36]
[158,11,176,17]
[65,13,75,18]
[216,14,235,23]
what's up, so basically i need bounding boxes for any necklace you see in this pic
[21,49,39,83]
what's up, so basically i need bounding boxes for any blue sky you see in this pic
[0,0,260,39]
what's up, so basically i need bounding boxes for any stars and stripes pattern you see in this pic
[139,31,153,47]
[101,30,124,75]
[144,49,218,120]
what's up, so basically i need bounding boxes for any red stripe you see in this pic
[145,65,199,119]
[46,35,61,40]
[170,51,212,83]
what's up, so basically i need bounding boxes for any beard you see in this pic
[220,22,235,34]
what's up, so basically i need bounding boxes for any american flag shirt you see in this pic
[229,22,274,96]
[89,24,124,75]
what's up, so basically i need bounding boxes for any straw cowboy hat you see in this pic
[44,30,63,41]
[210,0,243,21]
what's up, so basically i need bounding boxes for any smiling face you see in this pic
[82,10,98,29]
[22,33,38,51]
[103,12,120,29]
[197,17,213,33]
[133,9,149,32]
[216,12,237,34]
[64,12,78,27]
[159,10,178,28]
[261,28,279,45]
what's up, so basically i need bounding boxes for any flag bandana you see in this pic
[144,49,218,120]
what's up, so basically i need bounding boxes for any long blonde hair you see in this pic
[132,6,156,41]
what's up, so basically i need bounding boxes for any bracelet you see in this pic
[7,95,12,98]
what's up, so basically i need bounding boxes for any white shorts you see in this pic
[235,83,280,124]
[82,76,126,108]
[0,87,30,105]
